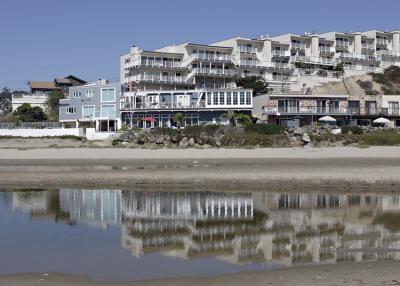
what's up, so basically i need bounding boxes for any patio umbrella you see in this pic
[373,117,390,124]
[142,117,158,122]
[318,116,336,122]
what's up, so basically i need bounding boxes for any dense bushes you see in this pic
[244,124,285,135]
[361,131,400,146]
[341,125,363,135]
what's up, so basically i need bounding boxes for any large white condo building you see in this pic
[120,29,400,93]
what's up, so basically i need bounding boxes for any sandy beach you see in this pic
[1,261,400,286]
[0,146,400,190]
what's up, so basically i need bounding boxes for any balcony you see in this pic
[272,50,290,57]
[291,43,306,50]
[319,46,335,54]
[362,43,375,51]
[238,46,257,54]
[239,59,262,67]
[191,53,232,62]
[129,74,187,84]
[124,101,207,110]
[265,62,293,70]
[338,53,378,62]
[336,41,350,48]
[377,50,400,58]
[264,106,348,115]
[126,60,183,69]
[376,39,389,46]
[191,67,236,77]
[294,56,336,65]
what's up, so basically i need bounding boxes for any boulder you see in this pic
[155,136,164,144]
[302,133,311,143]
[294,127,304,136]
[331,128,341,135]
[188,138,195,146]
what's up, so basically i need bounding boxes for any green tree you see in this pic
[13,103,47,122]
[0,87,12,114]
[235,76,271,95]
[46,90,65,121]
[173,112,184,128]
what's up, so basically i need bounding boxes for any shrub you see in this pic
[244,124,285,135]
[384,65,400,83]
[361,131,400,146]
[151,127,180,137]
[372,73,392,87]
[382,86,399,95]
[182,125,205,139]
[341,125,363,135]
[220,133,289,147]
[357,80,373,91]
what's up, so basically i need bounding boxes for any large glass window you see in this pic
[246,92,251,105]
[101,88,116,102]
[226,92,232,105]
[101,104,116,118]
[233,92,238,105]
[82,106,95,118]
[240,92,245,105]
[207,92,212,105]
[213,92,219,105]
[219,92,225,105]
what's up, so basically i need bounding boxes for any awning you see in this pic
[318,116,336,122]
[142,117,158,122]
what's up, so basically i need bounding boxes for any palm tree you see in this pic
[173,112,184,129]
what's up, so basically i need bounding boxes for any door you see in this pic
[388,102,399,115]
[328,101,339,113]
[365,101,377,115]
[317,100,326,114]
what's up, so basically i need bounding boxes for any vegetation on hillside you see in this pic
[235,76,272,95]
[12,103,47,122]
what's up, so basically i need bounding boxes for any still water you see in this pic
[1,189,400,281]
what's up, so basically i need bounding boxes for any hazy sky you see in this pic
[1,0,399,90]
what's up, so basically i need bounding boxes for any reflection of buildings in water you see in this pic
[13,189,400,266]
[59,189,122,227]
[122,191,400,266]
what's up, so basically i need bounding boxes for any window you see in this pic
[66,107,76,114]
[82,105,95,119]
[246,92,251,105]
[207,92,212,105]
[226,92,232,105]
[101,88,115,102]
[101,104,116,118]
[73,90,80,98]
[219,92,225,105]
[233,92,238,105]
[86,89,95,97]
[213,92,219,105]
[240,92,245,105]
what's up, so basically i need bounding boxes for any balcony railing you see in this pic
[265,106,348,115]
[129,74,187,83]
[272,50,290,57]
[238,46,257,54]
[343,65,377,72]
[377,50,400,58]
[376,39,389,45]
[191,67,236,76]
[265,62,293,69]
[338,53,377,61]
[319,46,335,53]
[239,59,262,67]
[362,44,375,51]
[0,122,62,129]
[336,41,350,48]
[191,53,232,62]
[291,43,306,50]
[295,56,336,65]
[123,102,207,110]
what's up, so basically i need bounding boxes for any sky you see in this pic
[1,0,399,90]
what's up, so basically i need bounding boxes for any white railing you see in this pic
[238,46,257,53]
[82,110,117,120]
[336,41,350,48]
[265,62,292,69]
[271,75,290,82]
[338,53,377,61]
[191,67,236,76]
[272,50,290,57]
[343,65,377,72]
[377,50,400,57]
[129,74,186,83]
[126,60,182,69]
[295,56,336,65]
[0,122,63,129]
[191,53,232,62]
[239,59,262,67]
[319,46,335,53]
[291,43,306,50]
[362,44,375,51]
[376,39,389,45]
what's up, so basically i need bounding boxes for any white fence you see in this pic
[0,127,118,141]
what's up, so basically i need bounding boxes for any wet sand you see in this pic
[0,147,400,190]
[1,261,400,286]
